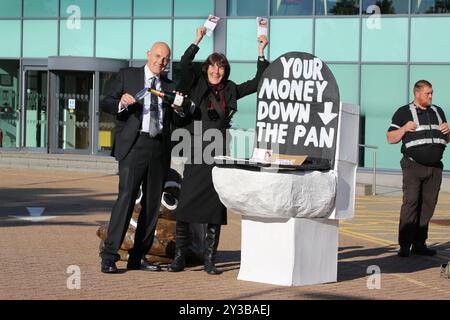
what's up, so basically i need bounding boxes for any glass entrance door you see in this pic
[0,60,20,149]
[55,71,93,151]
[23,69,48,149]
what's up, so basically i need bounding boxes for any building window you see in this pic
[173,19,213,61]
[0,21,21,57]
[271,0,314,16]
[96,20,131,59]
[269,18,313,59]
[226,19,260,61]
[362,0,409,14]
[315,18,360,61]
[133,20,172,60]
[60,0,94,18]
[60,20,94,57]
[328,64,359,105]
[227,0,269,17]
[361,17,408,62]
[229,62,260,130]
[0,0,21,17]
[360,64,408,169]
[96,0,132,17]
[0,60,20,148]
[410,17,450,62]
[23,20,58,58]
[134,0,171,17]
[174,0,214,16]
[412,0,450,13]
[23,0,58,17]
[316,0,360,15]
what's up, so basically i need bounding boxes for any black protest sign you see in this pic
[255,52,340,169]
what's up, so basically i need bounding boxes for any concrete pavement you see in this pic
[0,167,449,300]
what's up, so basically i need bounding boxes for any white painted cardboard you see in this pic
[238,217,339,286]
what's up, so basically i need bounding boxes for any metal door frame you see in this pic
[47,56,128,155]
[20,60,49,152]
[0,59,21,151]
[49,70,95,155]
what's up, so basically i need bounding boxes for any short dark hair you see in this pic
[414,80,432,93]
[202,52,230,83]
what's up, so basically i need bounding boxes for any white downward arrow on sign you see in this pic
[318,102,338,125]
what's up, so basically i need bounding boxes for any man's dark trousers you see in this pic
[399,156,442,248]
[101,133,164,263]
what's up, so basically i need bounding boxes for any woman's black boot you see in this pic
[168,221,189,272]
[204,224,222,275]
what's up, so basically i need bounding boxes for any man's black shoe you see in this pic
[101,260,118,273]
[411,246,436,256]
[397,246,411,257]
[127,258,161,272]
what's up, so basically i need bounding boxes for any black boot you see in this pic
[168,221,190,272]
[204,224,222,275]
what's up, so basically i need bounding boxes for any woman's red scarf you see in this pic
[208,83,226,110]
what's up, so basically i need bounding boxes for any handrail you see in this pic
[359,144,378,196]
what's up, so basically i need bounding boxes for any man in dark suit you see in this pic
[99,42,190,273]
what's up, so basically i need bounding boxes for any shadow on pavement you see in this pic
[0,218,100,228]
[0,187,115,218]
[337,243,450,282]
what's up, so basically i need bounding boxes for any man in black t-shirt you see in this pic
[387,80,450,257]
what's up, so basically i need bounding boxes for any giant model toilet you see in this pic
[212,52,360,286]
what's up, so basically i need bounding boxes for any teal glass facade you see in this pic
[95,20,132,59]
[226,19,259,61]
[1,0,450,171]
[59,20,94,56]
[0,21,21,57]
[315,18,360,61]
[173,19,213,61]
[134,0,171,17]
[269,19,313,58]
[96,0,132,17]
[133,19,172,60]
[0,0,22,17]
[60,0,94,18]
[23,20,58,58]
[361,17,408,62]
[23,0,59,17]
[174,0,214,16]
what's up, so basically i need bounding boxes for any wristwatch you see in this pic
[258,55,265,61]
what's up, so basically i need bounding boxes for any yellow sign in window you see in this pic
[99,130,112,148]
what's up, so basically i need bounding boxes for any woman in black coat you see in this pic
[168,27,269,274]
